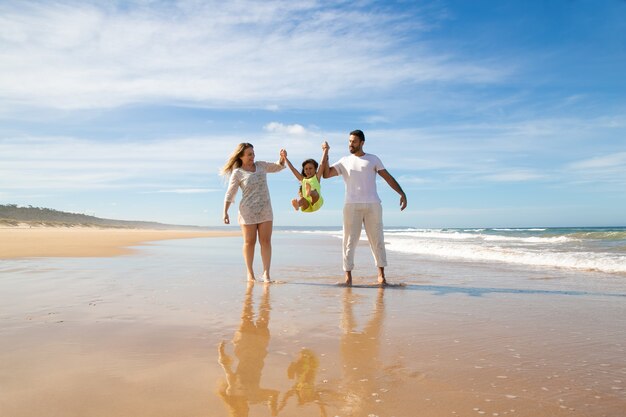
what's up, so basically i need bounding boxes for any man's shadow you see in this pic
[217,282,279,417]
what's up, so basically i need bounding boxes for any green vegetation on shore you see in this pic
[0,204,200,230]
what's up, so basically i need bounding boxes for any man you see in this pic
[323,129,407,286]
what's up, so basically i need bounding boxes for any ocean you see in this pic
[280,226,626,275]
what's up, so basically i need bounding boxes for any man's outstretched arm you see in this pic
[323,165,339,178]
[377,169,407,211]
[322,153,339,179]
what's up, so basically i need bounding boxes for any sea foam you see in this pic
[290,227,626,275]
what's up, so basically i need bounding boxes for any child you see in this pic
[285,141,329,213]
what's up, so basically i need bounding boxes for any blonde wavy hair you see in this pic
[221,142,253,176]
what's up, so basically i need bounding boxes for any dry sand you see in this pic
[0,226,239,258]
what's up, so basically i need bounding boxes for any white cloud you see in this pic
[0,1,506,110]
[321,116,624,188]
[568,152,626,170]
[564,152,626,186]
[362,115,392,124]
[480,170,544,182]
[264,122,307,135]
[2,114,623,194]
[151,188,219,194]
[397,175,431,185]
[0,130,306,191]
[0,134,245,190]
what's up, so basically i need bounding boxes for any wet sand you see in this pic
[0,233,624,417]
[0,226,239,258]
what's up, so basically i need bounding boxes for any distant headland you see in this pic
[0,204,203,230]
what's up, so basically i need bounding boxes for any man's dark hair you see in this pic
[350,129,365,142]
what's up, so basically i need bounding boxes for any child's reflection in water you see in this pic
[278,348,329,417]
[217,282,279,417]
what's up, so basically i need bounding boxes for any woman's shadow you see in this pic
[217,282,279,417]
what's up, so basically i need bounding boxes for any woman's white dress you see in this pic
[224,161,285,225]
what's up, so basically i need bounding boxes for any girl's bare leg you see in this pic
[257,221,273,282]
[304,182,320,205]
[299,198,310,210]
[292,197,311,211]
[309,189,320,205]
[241,224,258,281]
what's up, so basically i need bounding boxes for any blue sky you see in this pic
[1,0,625,228]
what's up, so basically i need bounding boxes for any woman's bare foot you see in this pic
[291,198,299,211]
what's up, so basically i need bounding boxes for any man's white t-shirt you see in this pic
[332,154,385,204]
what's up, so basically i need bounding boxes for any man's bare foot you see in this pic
[377,267,387,286]
[291,198,299,211]
[344,271,353,286]
[247,273,256,282]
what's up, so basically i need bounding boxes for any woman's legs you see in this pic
[241,224,258,281]
[257,221,273,282]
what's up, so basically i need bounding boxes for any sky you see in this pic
[1,0,625,228]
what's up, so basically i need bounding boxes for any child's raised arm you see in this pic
[316,141,330,181]
[283,152,304,181]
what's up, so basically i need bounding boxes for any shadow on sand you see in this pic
[289,281,626,298]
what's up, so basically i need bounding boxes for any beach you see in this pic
[0,229,624,417]
[0,226,239,258]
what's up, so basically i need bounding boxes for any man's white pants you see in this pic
[342,203,387,271]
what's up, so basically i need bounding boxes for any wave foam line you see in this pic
[385,238,626,274]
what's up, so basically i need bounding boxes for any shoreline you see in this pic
[0,226,240,259]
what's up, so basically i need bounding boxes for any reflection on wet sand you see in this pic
[216,285,388,417]
[339,287,386,417]
[217,282,278,417]
[278,348,329,417]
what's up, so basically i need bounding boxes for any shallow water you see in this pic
[0,233,625,417]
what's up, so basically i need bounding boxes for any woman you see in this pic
[222,143,286,282]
